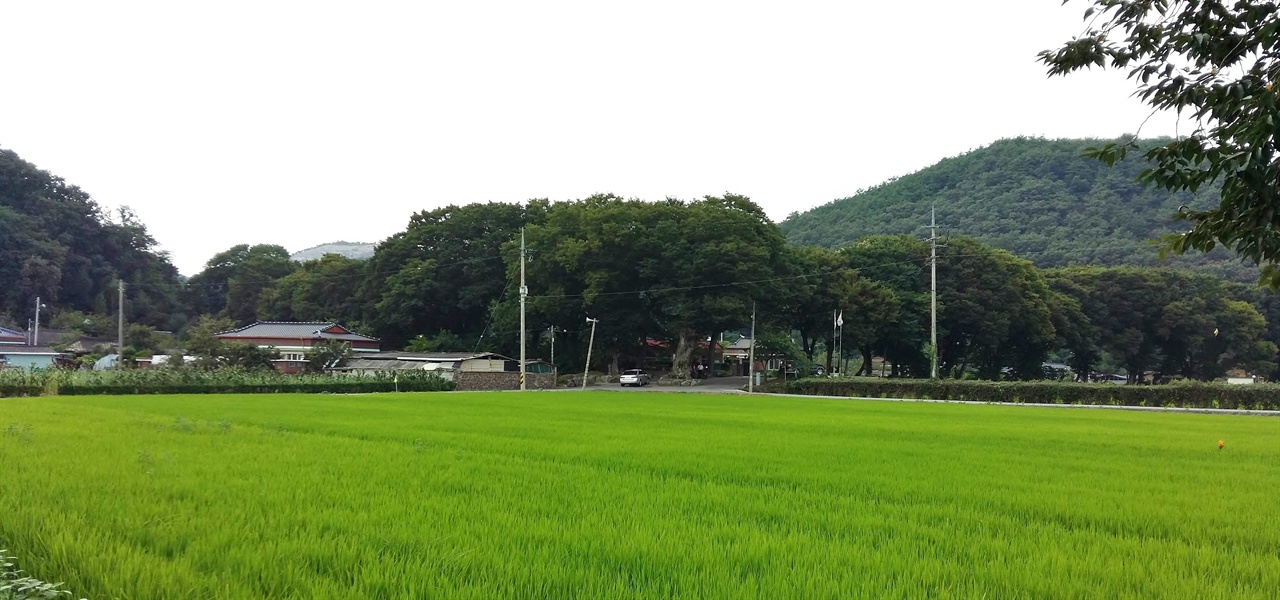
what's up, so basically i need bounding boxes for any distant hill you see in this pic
[290,241,375,262]
[780,137,1256,281]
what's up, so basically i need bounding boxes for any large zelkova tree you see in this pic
[772,245,860,364]
[1226,280,1280,377]
[184,244,297,324]
[840,235,930,377]
[508,194,788,379]
[514,195,666,375]
[1047,267,1175,382]
[362,201,548,351]
[646,195,790,379]
[1041,1,1280,284]
[257,253,367,326]
[837,278,901,376]
[934,238,1057,380]
[1047,266,1276,381]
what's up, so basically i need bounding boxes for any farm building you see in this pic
[0,346,67,369]
[331,351,556,390]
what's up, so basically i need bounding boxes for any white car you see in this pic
[619,369,651,387]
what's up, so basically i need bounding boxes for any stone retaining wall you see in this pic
[455,371,557,391]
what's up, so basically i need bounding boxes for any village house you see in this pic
[0,326,70,368]
[214,321,381,374]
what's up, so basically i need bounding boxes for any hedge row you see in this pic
[1,367,455,396]
[59,378,453,396]
[0,385,42,398]
[787,378,1280,411]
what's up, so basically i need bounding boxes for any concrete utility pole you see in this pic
[748,302,756,393]
[548,326,558,371]
[33,296,44,346]
[836,310,844,377]
[831,308,837,375]
[583,317,599,390]
[117,280,125,366]
[519,228,528,391]
[926,206,943,379]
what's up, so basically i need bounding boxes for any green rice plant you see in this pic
[0,392,1276,598]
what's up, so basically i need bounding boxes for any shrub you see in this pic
[55,369,453,396]
[786,378,1280,411]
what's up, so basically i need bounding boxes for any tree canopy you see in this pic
[0,149,184,331]
[1040,0,1280,286]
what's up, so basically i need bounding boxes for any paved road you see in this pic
[592,375,751,393]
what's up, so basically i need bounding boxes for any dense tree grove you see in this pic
[0,150,184,331]
[4,146,1278,381]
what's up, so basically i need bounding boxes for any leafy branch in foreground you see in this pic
[1,548,81,600]
[1041,0,1279,285]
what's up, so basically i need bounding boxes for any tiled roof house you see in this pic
[214,321,381,373]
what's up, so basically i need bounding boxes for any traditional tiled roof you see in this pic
[0,346,63,355]
[214,321,379,343]
[356,351,512,361]
[331,352,517,372]
[0,326,25,344]
[63,337,118,354]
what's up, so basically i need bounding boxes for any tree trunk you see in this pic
[858,348,872,376]
[671,328,698,380]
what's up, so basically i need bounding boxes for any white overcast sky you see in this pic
[0,0,1184,276]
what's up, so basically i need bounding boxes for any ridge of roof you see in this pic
[214,321,379,341]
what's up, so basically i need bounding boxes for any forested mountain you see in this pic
[0,149,185,331]
[780,137,1256,281]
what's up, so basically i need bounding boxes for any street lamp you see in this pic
[33,296,46,346]
[582,317,599,391]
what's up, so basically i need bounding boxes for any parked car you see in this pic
[619,369,651,387]
[780,361,826,377]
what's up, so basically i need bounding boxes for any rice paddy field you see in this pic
[1,391,1278,599]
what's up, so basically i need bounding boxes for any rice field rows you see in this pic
[1,392,1277,599]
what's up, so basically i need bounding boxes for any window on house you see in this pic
[282,352,306,362]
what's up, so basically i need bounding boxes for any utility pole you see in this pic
[748,302,756,393]
[830,308,837,375]
[926,206,943,379]
[548,326,558,372]
[117,280,125,367]
[583,317,599,390]
[519,228,528,391]
[836,309,843,377]
[33,296,44,346]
